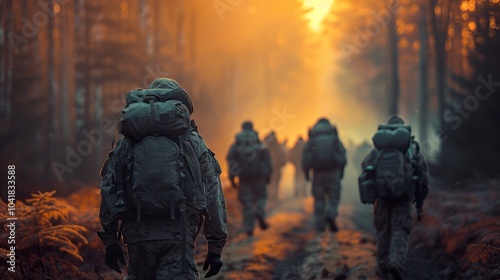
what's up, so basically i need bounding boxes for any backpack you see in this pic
[117,88,206,221]
[231,130,268,177]
[309,124,346,171]
[371,124,415,200]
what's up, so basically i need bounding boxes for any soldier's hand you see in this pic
[203,252,223,278]
[105,243,126,273]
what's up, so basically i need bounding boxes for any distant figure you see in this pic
[98,78,227,279]
[302,118,347,232]
[353,140,372,173]
[264,131,287,201]
[227,121,273,237]
[289,136,307,198]
[359,115,429,280]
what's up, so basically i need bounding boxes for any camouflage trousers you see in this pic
[125,240,199,280]
[373,199,413,273]
[238,177,267,232]
[268,169,281,201]
[293,166,308,198]
[311,169,341,231]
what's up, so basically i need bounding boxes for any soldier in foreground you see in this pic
[359,115,429,280]
[98,78,228,279]
[302,118,347,232]
[227,121,273,237]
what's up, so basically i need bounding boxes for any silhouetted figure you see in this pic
[302,118,346,232]
[360,115,429,280]
[289,136,307,198]
[353,140,372,173]
[227,121,273,237]
[264,131,287,201]
[98,78,227,279]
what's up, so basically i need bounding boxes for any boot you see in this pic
[388,262,403,280]
[327,218,338,232]
[256,214,269,230]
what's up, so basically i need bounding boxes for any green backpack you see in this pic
[116,88,206,221]
[308,124,346,171]
[372,124,415,200]
[230,131,268,178]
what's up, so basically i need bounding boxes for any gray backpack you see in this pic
[117,89,206,221]
[308,124,347,171]
[372,125,415,200]
[231,131,268,177]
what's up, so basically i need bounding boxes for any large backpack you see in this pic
[117,88,206,221]
[231,130,267,177]
[372,124,415,200]
[308,124,346,171]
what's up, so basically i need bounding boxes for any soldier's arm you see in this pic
[226,143,238,178]
[192,132,228,255]
[263,147,273,176]
[416,152,430,200]
[97,140,125,246]
[301,141,312,173]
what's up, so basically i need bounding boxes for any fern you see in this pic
[0,191,88,279]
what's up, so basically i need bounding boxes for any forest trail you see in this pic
[196,164,380,280]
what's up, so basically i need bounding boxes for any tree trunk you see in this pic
[430,0,450,129]
[46,0,55,183]
[153,0,159,58]
[60,1,71,144]
[387,0,400,115]
[0,0,5,135]
[4,0,14,134]
[418,2,429,151]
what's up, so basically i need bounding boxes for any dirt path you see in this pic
[196,193,379,280]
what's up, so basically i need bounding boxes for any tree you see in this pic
[418,1,430,149]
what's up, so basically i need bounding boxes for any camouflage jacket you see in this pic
[98,130,228,255]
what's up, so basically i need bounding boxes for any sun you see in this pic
[302,0,334,32]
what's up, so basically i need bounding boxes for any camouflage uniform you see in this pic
[361,116,429,277]
[98,79,227,280]
[289,137,307,198]
[237,177,268,233]
[302,119,346,232]
[227,124,272,235]
[264,132,286,201]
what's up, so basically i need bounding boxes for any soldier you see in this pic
[289,136,307,198]
[227,121,273,237]
[302,118,347,232]
[98,78,228,279]
[353,140,372,173]
[264,131,287,201]
[361,115,429,280]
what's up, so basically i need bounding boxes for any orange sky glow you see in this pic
[302,0,335,31]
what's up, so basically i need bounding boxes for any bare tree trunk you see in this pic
[4,0,14,134]
[418,2,429,151]
[387,0,400,115]
[46,0,55,182]
[0,0,5,135]
[430,0,450,128]
[84,2,93,132]
[74,0,85,134]
[153,0,159,58]
[60,1,71,144]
